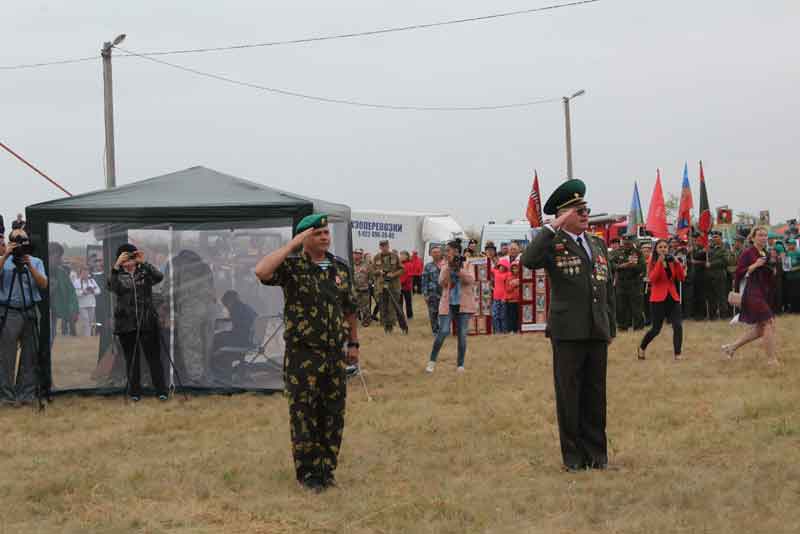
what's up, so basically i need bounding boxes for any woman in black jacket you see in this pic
[108,244,168,401]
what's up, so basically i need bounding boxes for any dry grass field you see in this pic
[3,302,800,534]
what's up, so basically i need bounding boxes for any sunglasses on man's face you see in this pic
[576,207,591,216]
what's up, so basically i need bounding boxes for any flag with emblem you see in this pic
[525,170,543,228]
[627,181,644,236]
[676,162,693,239]
[697,160,712,247]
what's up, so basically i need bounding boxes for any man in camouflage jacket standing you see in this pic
[705,231,731,319]
[610,235,646,331]
[256,214,359,493]
[352,249,373,327]
[373,240,404,333]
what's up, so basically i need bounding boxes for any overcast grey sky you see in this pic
[2,0,799,231]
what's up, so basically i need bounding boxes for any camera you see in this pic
[10,234,32,259]
[664,254,675,263]
[447,238,466,270]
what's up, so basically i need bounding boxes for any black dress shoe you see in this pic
[563,464,586,473]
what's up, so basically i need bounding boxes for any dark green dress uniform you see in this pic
[705,238,731,319]
[522,179,616,470]
[610,240,646,330]
[261,249,357,484]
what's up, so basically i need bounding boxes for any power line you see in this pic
[0,0,601,71]
[123,0,601,57]
[119,46,562,112]
[0,55,97,71]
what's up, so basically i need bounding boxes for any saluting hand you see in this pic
[552,208,578,230]
[288,228,315,250]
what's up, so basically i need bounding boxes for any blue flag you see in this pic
[627,182,644,235]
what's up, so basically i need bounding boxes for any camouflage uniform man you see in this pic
[255,214,359,493]
[610,235,646,330]
[705,231,730,319]
[373,240,404,333]
[352,249,372,327]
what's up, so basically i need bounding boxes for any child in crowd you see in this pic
[504,262,521,333]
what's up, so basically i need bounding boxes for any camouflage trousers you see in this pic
[284,348,347,482]
[356,290,372,326]
[379,287,402,329]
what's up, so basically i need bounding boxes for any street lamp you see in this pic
[563,89,585,181]
[101,34,126,189]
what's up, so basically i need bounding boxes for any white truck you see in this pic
[351,210,465,263]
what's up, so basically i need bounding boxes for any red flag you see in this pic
[526,170,543,228]
[697,160,712,247]
[676,162,693,240]
[646,169,669,239]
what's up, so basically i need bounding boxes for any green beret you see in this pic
[296,213,328,233]
[543,179,587,215]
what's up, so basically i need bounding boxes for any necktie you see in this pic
[576,236,591,262]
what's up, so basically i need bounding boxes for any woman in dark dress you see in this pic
[722,227,780,366]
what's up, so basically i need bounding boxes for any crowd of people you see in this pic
[1,204,796,492]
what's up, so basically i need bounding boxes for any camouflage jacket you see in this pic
[706,245,730,278]
[353,259,372,291]
[728,247,744,274]
[372,252,403,292]
[261,252,357,353]
[421,260,443,300]
[610,247,646,283]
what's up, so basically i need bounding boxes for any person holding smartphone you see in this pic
[638,239,686,361]
[108,244,168,401]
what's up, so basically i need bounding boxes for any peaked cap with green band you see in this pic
[543,179,587,215]
[296,213,329,233]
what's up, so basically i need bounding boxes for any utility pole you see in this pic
[101,34,126,189]
[562,89,585,181]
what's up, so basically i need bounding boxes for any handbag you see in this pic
[728,278,747,307]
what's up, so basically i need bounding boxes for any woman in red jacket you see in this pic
[638,239,686,361]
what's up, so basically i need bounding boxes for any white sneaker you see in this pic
[456,366,465,373]
[425,361,436,373]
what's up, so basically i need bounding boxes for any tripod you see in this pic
[119,269,187,403]
[0,261,46,411]
[380,284,408,334]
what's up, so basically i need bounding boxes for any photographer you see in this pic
[108,244,168,402]
[425,239,476,373]
[0,230,48,405]
[638,239,686,361]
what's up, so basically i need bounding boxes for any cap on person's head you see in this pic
[622,234,635,241]
[484,242,497,251]
[354,248,364,255]
[296,213,328,233]
[116,243,138,257]
[735,235,745,242]
[379,239,389,246]
[543,179,587,215]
